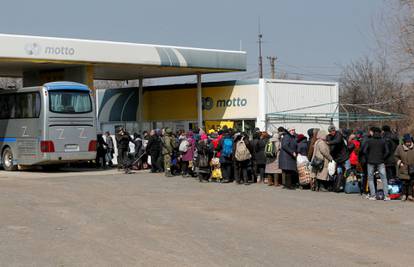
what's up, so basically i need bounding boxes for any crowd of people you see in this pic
[96,124,414,202]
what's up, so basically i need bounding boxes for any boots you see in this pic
[165,169,173,177]
[274,174,281,187]
[282,172,294,189]
[267,175,274,186]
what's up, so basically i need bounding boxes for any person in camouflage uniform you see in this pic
[162,128,177,177]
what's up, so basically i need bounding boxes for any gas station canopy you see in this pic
[0,33,246,80]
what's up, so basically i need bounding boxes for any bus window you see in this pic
[0,95,8,119]
[14,93,41,118]
[0,94,16,119]
[49,90,92,114]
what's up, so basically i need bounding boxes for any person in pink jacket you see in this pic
[181,131,196,177]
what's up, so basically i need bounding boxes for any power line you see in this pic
[278,60,342,70]
[278,65,341,77]
[278,67,341,77]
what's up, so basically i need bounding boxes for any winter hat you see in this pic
[403,134,412,142]
[165,128,173,134]
[328,125,336,132]
[201,134,208,141]
[297,134,306,142]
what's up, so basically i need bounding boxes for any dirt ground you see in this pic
[0,169,413,267]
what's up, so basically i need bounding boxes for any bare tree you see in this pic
[376,0,414,75]
[339,56,413,130]
[397,0,414,72]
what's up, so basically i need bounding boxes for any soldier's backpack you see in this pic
[235,137,252,161]
[222,138,233,157]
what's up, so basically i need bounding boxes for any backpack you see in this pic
[265,140,276,158]
[235,137,252,161]
[222,138,233,157]
[179,139,190,153]
[198,153,209,167]
[197,143,210,167]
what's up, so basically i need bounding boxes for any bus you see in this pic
[0,81,97,171]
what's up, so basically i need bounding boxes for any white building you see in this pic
[97,78,339,135]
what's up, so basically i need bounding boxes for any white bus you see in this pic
[0,81,97,171]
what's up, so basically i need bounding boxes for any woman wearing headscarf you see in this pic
[395,134,414,201]
[181,131,196,177]
[311,130,333,191]
[279,128,298,189]
[265,131,282,186]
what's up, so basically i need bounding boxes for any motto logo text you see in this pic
[25,43,75,56]
[202,97,247,111]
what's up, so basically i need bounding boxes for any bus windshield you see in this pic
[49,90,92,114]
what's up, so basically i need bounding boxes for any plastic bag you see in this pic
[211,168,222,179]
[147,155,152,166]
[297,154,309,165]
[328,161,336,176]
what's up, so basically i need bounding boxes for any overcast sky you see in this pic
[0,0,387,82]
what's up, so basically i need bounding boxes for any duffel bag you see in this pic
[298,164,311,186]
[344,180,360,194]
[388,178,402,200]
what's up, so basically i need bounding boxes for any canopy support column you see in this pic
[138,78,144,133]
[197,74,203,129]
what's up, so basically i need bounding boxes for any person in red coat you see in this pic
[349,134,361,169]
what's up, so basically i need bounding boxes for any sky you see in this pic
[0,0,387,83]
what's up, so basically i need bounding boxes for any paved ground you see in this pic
[0,169,414,267]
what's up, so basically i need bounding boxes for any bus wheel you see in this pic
[2,147,18,171]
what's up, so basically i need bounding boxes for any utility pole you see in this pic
[267,56,277,79]
[258,18,263,79]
